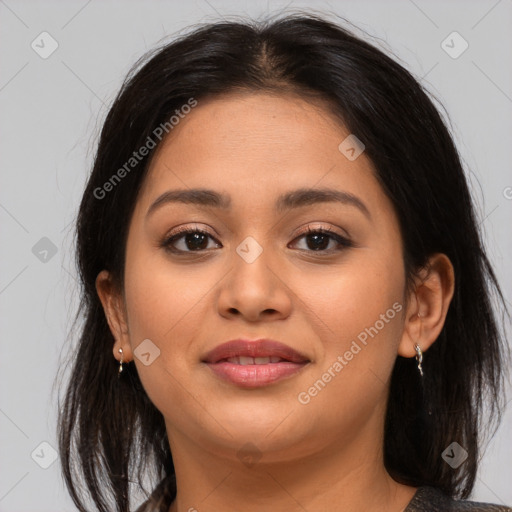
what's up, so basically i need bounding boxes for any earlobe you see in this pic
[95,270,133,362]
[398,253,455,358]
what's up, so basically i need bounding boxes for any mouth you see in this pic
[202,338,310,388]
[219,355,293,364]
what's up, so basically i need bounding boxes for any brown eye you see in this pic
[161,226,352,255]
[290,228,353,252]
[162,229,221,253]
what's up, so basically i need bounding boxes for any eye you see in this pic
[289,226,353,253]
[161,225,352,255]
[161,227,221,253]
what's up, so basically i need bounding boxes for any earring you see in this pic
[118,348,123,378]
[414,343,424,377]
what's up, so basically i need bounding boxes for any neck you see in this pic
[165,419,416,512]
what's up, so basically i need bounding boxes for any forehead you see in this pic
[160,91,344,153]
[135,91,386,217]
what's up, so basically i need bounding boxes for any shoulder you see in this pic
[134,474,176,512]
[405,486,512,511]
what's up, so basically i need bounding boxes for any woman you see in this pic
[57,13,511,512]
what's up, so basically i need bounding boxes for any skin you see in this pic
[96,91,455,512]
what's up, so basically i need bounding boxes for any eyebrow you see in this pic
[146,187,371,219]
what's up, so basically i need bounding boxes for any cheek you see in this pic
[298,252,405,397]
[292,277,404,441]
[304,253,404,341]
[122,242,233,412]
[123,238,209,342]
[122,256,206,415]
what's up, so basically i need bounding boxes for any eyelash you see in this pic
[160,225,353,255]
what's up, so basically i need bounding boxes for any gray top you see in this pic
[404,486,511,511]
[135,477,512,511]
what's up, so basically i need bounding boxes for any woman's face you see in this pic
[113,92,411,462]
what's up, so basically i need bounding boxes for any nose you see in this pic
[216,243,292,322]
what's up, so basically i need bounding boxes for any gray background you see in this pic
[0,0,511,510]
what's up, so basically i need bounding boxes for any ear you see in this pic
[95,270,133,363]
[398,253,455,358]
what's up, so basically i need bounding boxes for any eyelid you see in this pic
[165,223,213,239]
[161,224,220,250]
[293,223,348,239]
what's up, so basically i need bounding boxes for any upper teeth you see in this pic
[226,356,283,365]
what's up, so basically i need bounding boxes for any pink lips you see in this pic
[202,338,310,388]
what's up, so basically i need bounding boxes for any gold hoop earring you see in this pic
[414,343,424,377]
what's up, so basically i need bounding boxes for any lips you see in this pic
[202,338,309,364]
[202,339,310,388]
